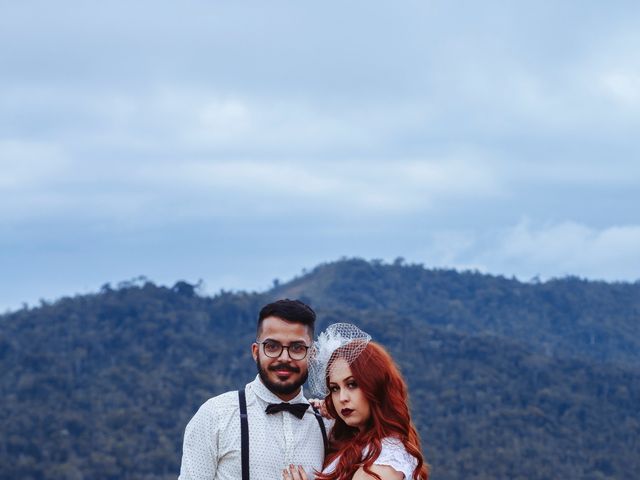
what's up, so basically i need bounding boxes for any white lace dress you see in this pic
[322,437,418,479]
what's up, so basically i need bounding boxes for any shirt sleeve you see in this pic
[179,399,219,480]
[373,438,418,479]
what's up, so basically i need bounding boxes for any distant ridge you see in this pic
[272,258,640,366]
[1,258,639,479]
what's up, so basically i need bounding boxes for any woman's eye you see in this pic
[347,382,357,389]
[329,386,339,393]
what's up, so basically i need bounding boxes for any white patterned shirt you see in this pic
[179,375,326,480]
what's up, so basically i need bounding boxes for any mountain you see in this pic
[274,259,640,367]
[1,259,639,479]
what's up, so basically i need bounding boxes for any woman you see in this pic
[284,323,429,480]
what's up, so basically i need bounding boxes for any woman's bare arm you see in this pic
[352,464,404,480]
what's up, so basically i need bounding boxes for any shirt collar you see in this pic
[250,374,308,405]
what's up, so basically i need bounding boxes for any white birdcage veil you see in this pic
[307,323,372,397]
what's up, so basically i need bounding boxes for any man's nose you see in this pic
[277,346,293,361]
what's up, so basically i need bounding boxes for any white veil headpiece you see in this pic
[307,323,372,397]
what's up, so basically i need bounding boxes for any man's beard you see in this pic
[256,353,309,396]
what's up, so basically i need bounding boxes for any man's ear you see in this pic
[251,342,259,362]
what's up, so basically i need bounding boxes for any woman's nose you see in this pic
[339,389,349,403]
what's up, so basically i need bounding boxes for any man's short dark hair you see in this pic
[257,299,316,338]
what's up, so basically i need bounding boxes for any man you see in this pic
[179,299,326,479]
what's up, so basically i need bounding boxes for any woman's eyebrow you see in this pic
[330,375,355,384]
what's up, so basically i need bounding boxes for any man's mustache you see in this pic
[268,364,301,373]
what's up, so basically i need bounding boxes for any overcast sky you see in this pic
[2,1,640,312]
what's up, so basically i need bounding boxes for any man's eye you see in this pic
[264,341,281,352]
[290,344,307,353]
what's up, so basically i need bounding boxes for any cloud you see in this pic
[0,140,70,189]
[1,77,507,224]
[128,153,503,216]
[2,0,640,311]
[601,71,640,107]
[427,220,640,282]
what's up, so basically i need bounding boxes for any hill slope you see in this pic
[1,260,639,479]
[273,259,640,366]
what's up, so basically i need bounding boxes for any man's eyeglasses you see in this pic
[257,340,310,360]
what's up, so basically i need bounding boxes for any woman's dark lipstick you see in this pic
[341,408,354,417]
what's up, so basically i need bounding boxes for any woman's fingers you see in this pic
[309,398,330,418]
[282,465,307,480]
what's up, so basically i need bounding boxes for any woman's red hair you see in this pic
[315,342,429,480]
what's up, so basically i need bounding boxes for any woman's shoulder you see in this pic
[373,437,417,479]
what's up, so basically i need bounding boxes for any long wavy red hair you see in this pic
[315,342,429,480]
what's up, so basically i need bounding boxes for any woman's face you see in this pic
[328,357,371,431]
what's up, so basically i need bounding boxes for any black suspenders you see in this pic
[237,389,328,480]
[238,389,250,480]
[312,406,328,452]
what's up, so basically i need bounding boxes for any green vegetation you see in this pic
[1,259,639,479]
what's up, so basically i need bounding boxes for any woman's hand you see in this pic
[282,464,308,480]
[308,398,329,418]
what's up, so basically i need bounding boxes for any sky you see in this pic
[2,1,640,312]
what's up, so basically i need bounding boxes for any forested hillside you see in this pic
[1,259,639,479]
[276,259,640,366]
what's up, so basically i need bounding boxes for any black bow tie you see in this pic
[265,402,310,419]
